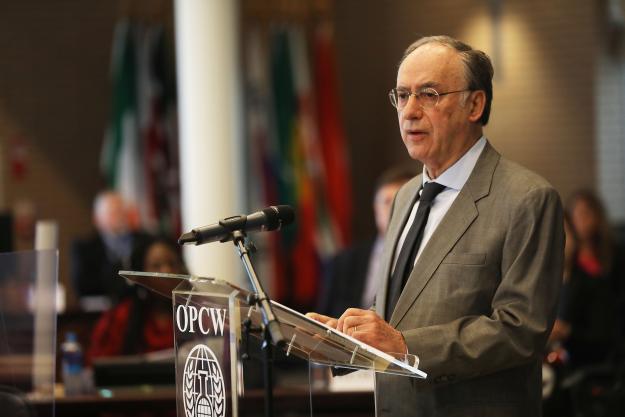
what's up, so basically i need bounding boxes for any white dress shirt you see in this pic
[392,136,487,273]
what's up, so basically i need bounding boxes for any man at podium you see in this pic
[309,35,564,417]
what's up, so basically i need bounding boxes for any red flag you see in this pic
[313,24,352,246]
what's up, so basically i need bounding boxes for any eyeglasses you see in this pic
[388,87,471,110]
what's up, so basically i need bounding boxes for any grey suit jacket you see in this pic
[374,142,564,417]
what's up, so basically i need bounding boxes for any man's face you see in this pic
[571,199,599,243]
[396,44,477,175]
[373,181,405,235]
[95,194,128,236]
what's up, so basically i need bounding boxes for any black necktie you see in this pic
[386,181,446,319]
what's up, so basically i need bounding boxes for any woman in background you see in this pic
[561,190,624,367]
[88,236,186,360]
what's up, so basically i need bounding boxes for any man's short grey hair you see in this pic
[400,35,494,125]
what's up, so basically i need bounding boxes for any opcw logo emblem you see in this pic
[182,344,226,417]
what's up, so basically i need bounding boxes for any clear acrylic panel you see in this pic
[172,281,240,417]
[243,301,423,377]
[121,271,426,379]
[0,249,58,416]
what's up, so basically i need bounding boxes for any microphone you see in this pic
[178,205,295,245]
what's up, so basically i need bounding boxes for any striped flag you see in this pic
[243,23,353,310]
[101,21,180,236]
[138,26,180,237]
[252,26,352,310]
[313,23,352,247]
[101,21,147,230]
[245,29,283,298]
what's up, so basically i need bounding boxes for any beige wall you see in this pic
[0,0,172,307]
[0,1,114,304]
[484,0,597,200]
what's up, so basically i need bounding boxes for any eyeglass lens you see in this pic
[390,88,439,110]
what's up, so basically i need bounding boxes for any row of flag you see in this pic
[101,21,180,238]
[245,23,352,310]
[101,20,351,310]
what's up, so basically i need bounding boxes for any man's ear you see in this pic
[466,90,486,123]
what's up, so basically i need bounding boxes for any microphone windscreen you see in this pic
[262,205,295,230]
[274,205,295,225]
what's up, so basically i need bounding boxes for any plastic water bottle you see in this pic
[61,332,83,396]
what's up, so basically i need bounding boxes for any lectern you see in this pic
[120,271,426,417]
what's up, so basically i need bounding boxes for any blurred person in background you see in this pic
[542,214,578,414]
[318,166,415,317]
[559,190,625,367]
[547,214,577,350]
[543,192,625,416]
[12,199,37,251]
[71,190,150,309]
[87,236,185,361]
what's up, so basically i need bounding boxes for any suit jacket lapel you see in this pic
[376,176,423,320]
[389,142,500,326]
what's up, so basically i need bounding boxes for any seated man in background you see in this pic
[318,166,415,317]
[71,190,149,310]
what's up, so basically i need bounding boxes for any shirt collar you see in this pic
[422,136,487,191]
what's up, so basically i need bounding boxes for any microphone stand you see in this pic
[230,230,285,417]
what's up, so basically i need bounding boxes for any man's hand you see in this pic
[336,308,407,355]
